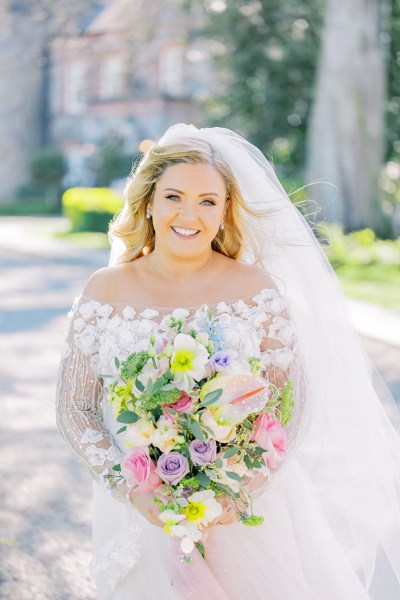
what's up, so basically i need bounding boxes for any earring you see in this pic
[146,208,152,219]
[220,221,224,230]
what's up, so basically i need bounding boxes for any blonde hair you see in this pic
[109,138,270,264]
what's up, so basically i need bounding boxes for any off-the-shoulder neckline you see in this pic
[75,286,283,312]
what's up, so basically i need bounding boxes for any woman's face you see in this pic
[150,162,228,259]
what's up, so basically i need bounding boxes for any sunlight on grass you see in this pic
[52,231,110,249]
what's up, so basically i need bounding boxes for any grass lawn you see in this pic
[52,230,110,249]
[335,267,400,312]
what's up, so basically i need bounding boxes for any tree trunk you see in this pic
[305,0,391,232]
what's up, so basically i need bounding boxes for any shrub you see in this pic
[62,187,123,232]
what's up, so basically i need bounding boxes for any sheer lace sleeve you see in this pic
[55,298,128,503]
[259,294,308,451]
[244,289,308,497]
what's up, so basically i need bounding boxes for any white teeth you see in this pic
[172,226,199,237]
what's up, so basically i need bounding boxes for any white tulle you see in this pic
[56,122,400,599]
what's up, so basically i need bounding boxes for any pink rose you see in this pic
[121,447,163,494]
[163,392,194,419]
[250,413,287,472]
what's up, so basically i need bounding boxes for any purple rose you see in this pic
[189,439,217,466]
[209,351,232,372]
[156,451,190,485]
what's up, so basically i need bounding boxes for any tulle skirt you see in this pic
[90,455,399,600]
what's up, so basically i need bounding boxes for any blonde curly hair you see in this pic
[109,138,268,264]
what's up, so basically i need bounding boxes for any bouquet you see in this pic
[104,308,294,563]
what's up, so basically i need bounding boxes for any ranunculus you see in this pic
[209,351,232,372]
[156,451,190,485]
[163,392,194,417]
[250,413,287,471]
[189,439,217,466]
[121,447,162,494]
[125,417,155,448]
[200,410,236,443]
[152,415,182,453]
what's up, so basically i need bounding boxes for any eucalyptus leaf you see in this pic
[114,356,120,369]
[243,419,253,430]
[112,464,121,472]
[189,419,206,441]
[116,410,140,424]
[199,388,223,407]
[135,377,144,392]
[215,458,223,468]
[214,482,239,498]
[224,447,240,458]
[195,471,211,487]
[116,426,127,435]
[226,471,242,481]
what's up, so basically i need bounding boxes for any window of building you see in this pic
[159,45,185,97]
[98,55,125,100]
[64,60,87,115]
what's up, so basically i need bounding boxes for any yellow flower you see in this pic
[172,350,195,372]
[184,500,207,522]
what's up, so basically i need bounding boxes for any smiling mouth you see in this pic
[171,226,200,237]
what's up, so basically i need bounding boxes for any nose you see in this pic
[178,200,197,221]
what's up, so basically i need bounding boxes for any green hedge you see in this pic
[62,187,123,232]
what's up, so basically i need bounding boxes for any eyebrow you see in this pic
[163,187,221,197]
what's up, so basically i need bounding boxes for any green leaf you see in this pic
[145,378,154,395]
[242,419,253,430]
[244,454,253,469]
[195,471,211,487]
[189,418,206,441]
[135,377,144,392]
[199,389,223,407]
[116,410,140,424]
[153,377,166,391]
[114,356,120,369]
[214,482,239,498]
[224,447,240,458]
[215,458,223,468]
[116,426,127,434]
[112,464,121,472]
[226,471,242,481]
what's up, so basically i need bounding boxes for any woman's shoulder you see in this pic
[81,262,137,303]
[222,257,280,297]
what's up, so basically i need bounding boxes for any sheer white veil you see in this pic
[109,123,400,595]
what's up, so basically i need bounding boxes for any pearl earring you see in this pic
[220,221,225,230]
[146,209,152,219]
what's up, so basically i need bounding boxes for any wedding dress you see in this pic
[55,279,397,600]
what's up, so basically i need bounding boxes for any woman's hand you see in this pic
[128,489,165,528]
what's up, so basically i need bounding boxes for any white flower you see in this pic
[126,418,156,448]
[122,306,136,319]
[215,301,233,314]
[76,325,98,354]
[106,315,122,331]
[195,331,209,347]
[171,333,209,392]
[81,427,104,444]
[152,416,180,453]
[97,303,114,318]
[268,316,296,346]
[180,537,195,554]
[73,317,86,333]
[107,445,123,462]
[185,489,222,526]
[158,509,186,528]
[172,308,190,319]
[139,308,160,319]
[79,301,100,320]
[85,445,107,466]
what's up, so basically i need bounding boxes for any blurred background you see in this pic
[0,1,399,598]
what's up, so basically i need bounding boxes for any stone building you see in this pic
[50,0,214,186]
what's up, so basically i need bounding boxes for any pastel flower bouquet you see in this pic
[104,309,294,563]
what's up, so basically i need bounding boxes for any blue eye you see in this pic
[201,199,216,206]
[166,194,180,201]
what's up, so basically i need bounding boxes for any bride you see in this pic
[56,123,400,599]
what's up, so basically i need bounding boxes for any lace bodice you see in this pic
[55,287,307,503]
